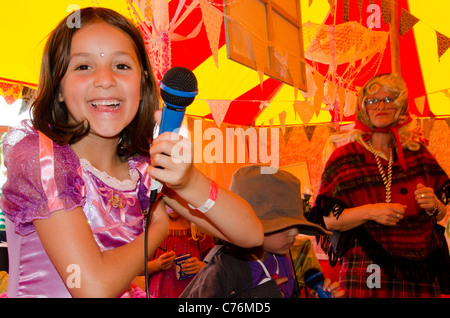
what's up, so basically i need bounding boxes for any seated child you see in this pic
[135,205,215,297]
[180,164,343,298]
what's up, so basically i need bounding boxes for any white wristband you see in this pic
[188,179,218,213]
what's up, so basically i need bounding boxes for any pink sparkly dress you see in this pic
[0,120,152,298]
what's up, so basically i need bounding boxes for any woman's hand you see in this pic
[366,203,406,226]
[414,183,438,211]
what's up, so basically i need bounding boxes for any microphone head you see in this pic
[304,268,325,289]
[160,66,198,107]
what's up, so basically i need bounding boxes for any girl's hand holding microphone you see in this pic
[148,109,196,192]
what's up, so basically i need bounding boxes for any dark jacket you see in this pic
[180,245,298,298]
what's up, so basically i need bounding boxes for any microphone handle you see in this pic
[315,284,331,298]
[159,103,187,134]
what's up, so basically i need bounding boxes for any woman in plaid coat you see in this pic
[309,73,449,297]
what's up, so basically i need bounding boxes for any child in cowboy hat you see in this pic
[180,164,343,298]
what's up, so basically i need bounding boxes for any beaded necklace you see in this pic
[367,140,393,203]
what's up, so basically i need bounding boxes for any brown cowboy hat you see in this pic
[229,164,331,236]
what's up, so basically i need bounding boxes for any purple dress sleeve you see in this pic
[0,120,85,236]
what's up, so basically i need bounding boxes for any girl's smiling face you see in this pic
[60,22,142,139]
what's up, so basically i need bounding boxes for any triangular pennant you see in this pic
[251,34,268,87]
[421,118,435,139]
[288,54,301,90]
[303,125,316,142]
[206,99,232,127]
[302,65,317,99]
[399,8,419,37]
[294,100,315,125]
[344,89,357,117]
[343,0,350,22]
[436,31,450,61]
[380,0,391,25]
[357,0,364,17]
[0,81,24,105]
[279,111,287,135]
[199,0,223,68]
[327,0,336,15]
[325,80,337,105]
[282,126,294,145]
[445,118,450,129]
[414,95,426,115]
[312,71,324,116]
[443,89,450,99]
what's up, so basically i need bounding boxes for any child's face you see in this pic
[262,226,299,255]
[60,22,142,139]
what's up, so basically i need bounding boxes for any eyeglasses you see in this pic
[364,96,398,109]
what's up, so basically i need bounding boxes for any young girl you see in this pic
[0,7,263,298]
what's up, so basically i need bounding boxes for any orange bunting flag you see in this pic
[287,54,301,91]
[278,110,287,135]
[199,0,223,68]
[343,0,350,22]
[344,89,357,117]
[399,9,419,37]
[251,34,268,87]
[381,0,391,25]
[282,126,293,145]
[312,71,324,116]
[414,95,425,115]
[294,100,314,125]
[357,0,364,16]
[303,125,316,142]
[0,81,24,105]
[436,31,450,61]
[206,99,231,127]
[421,118,435,139]
[445,118,450,129]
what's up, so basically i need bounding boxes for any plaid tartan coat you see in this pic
[309,141,450,297]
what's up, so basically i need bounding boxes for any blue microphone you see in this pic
[304,268,331,298]
[149,67,198,197]
[159,66,198,134]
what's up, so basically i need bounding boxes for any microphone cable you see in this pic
[144,189,158,298]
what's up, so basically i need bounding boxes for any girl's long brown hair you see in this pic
[32,7,159,160]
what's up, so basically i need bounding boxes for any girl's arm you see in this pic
[33,199,168,298]
[161,173,264,248]
[148,110,264,248]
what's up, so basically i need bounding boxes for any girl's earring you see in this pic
[58,93,64,102]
